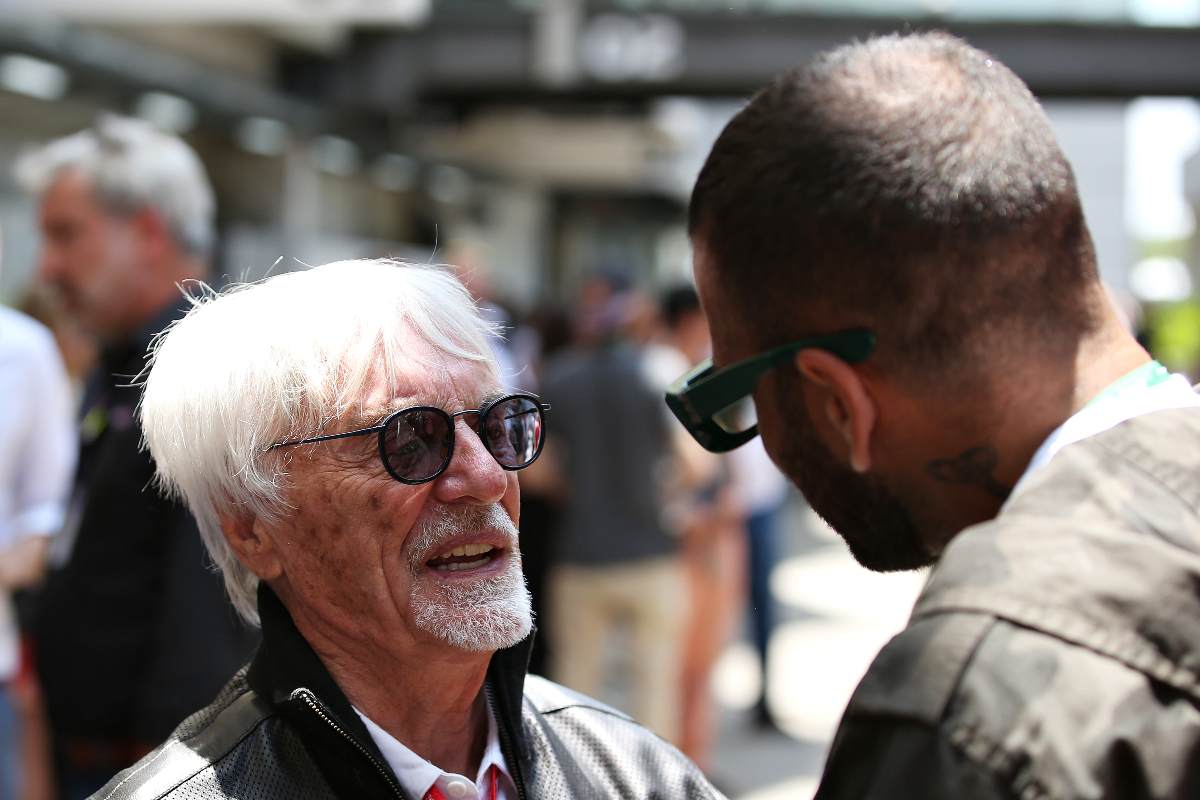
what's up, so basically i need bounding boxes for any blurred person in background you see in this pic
[16,115,256,799]
[645,285,744,768]
[19,286,97,393]
[0,230,77,800]
[12,283,96,800]
[510,303,573,677]
[448,242,521,389]
[727,439,789,733]
[541,272,685,745]
[449,243,561,675]
[674,32,1200,798]
[102,258,722,800]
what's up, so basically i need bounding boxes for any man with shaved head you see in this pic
[669,32,1200,798]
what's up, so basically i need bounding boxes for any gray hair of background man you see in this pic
[139,259,501,625]
[16,114,215,258]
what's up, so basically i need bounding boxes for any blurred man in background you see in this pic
[541,272,685,745]
[447,241,523,390]
[0,229,76,800]
[16,115,256,799]
[675,32,1200,798]
[727,438,788,732]
[645,285,744,768]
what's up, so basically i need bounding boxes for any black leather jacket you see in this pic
[91,586,723,800]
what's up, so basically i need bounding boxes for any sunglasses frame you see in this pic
[665,329,875,453]
[267,392,550,485]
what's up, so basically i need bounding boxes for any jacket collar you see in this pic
[914,404,1200,703]
[246,584,534,779]
[246,584,373,739]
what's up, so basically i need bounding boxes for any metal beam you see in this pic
[0,22,328,132]
[302,12,1200,116]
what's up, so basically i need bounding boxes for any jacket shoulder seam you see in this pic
[540,702,634,723]
[1092,425,1200,514]
[160,713,276,799]
[98,691,276,800]
[917,592,1200,704]
[841,711,1056,800]
[847,611,994,727]
[944,719,1058,800]
[522,675,633,720]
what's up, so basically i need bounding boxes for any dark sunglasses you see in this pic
[267,392,550,484]
[665,329,875,453]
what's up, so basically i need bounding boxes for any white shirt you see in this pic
[0,306,76,680]
[1012,363,1200,496]
[728,437,789,514]
[354,700,516,800]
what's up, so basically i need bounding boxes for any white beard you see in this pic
[407,504,533,652]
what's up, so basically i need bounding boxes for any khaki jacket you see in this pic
[818,401,1200,800]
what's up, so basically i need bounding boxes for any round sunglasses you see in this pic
[268,393,550,484]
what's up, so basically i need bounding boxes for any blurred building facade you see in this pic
[0,1,1197,310]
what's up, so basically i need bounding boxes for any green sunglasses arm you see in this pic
[665,329,875,453]
[682,330,875,420]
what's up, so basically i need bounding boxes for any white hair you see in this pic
[15,114,215,257]
[139,259,501,625]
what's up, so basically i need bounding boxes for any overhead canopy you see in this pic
[309,10,1200,114]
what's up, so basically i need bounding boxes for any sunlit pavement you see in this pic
[709,497,928,799]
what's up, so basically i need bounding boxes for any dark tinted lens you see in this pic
[482,396,543,468]
[383,408,452,481]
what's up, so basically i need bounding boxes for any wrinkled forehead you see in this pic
[349,328,502,423]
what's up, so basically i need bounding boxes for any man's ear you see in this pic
[220,511,284,582]
[793,349,877,473]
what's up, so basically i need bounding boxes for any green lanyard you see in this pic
[1084,360,1171,409]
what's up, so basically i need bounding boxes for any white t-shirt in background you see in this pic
[0,306,76,680]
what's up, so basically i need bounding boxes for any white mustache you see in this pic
[406,504,518,572]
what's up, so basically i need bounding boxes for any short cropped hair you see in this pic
[16,114,215,258]
[139,260,501,625]
[689,32,1100,378]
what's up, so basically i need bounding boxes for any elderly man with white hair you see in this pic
[96,259,723,800]
[17,115,257,798]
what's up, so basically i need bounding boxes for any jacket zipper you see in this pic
[293,688,407,800]
[485,683,528,800]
